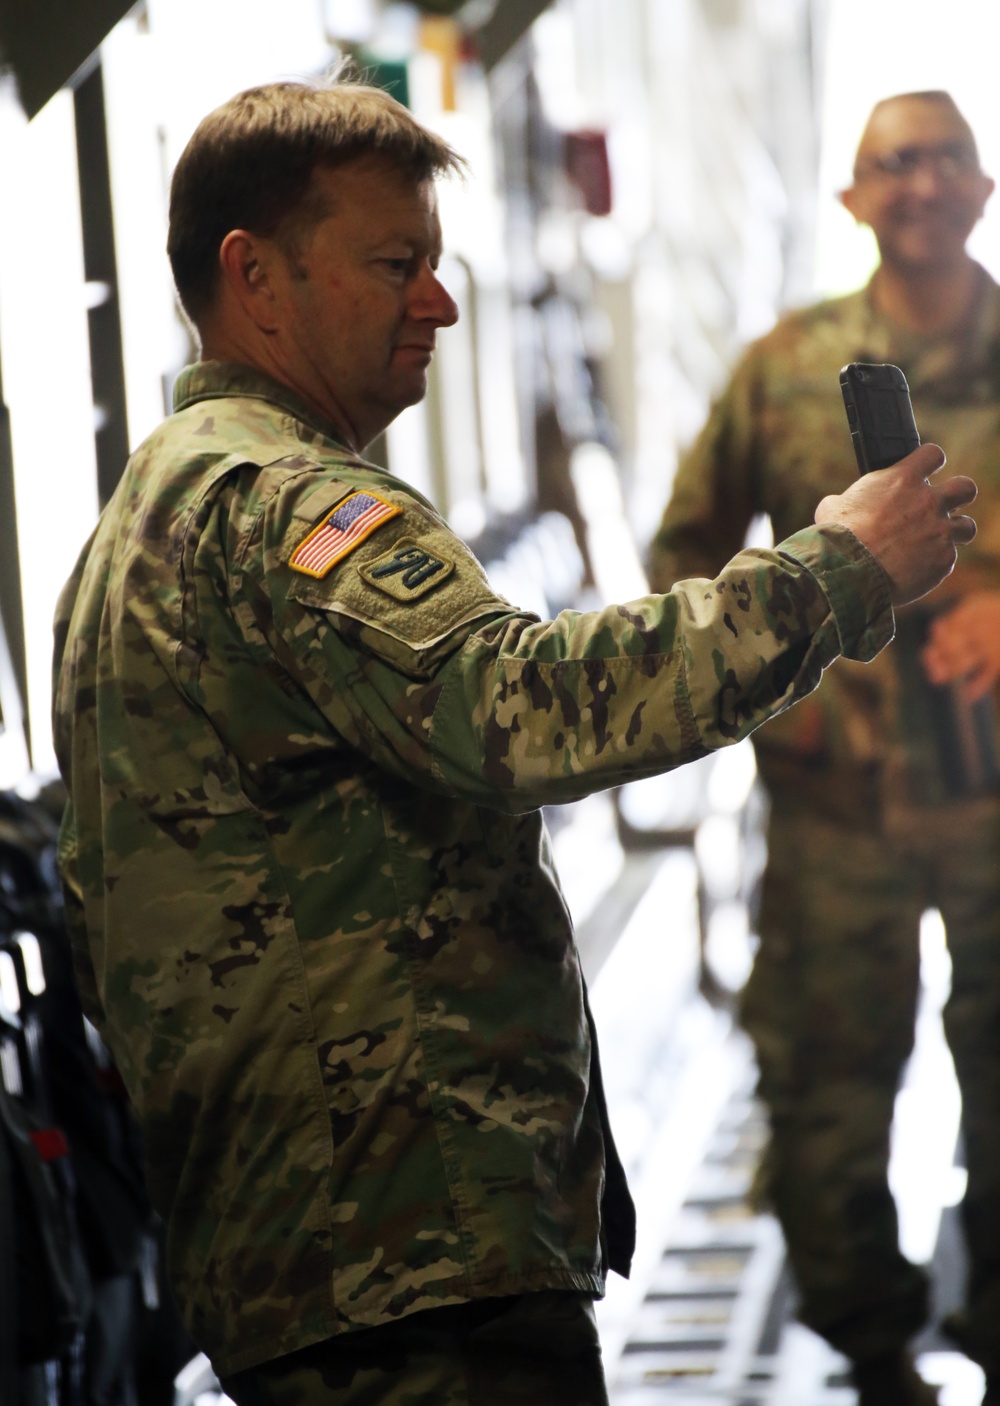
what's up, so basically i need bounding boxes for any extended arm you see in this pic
[239,446,972,812]
[250,493,885,811]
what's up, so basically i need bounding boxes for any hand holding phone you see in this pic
[840,362,921,474]
[814,441,976,606]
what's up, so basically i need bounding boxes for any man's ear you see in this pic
[838,184,865,225]
[975,173,996,220]
[218,229,282,333]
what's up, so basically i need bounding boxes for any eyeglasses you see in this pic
[856,142,981,184]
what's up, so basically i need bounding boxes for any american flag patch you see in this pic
[289,491,402,579]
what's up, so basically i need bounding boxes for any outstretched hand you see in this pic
[814,443,977,607]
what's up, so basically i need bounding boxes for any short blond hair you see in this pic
[168,78,464,322]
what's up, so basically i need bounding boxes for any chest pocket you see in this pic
[287,506,521,679]
[757,375,858,534]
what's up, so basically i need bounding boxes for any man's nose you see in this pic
[413,266,460,327]
[909,162,947,199]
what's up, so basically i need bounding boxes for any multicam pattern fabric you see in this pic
[52,361,893,1375]
[743,793,1000,1369]
[650,267,1000,1368]
[221,1291,608,1406]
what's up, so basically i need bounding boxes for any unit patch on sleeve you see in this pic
[289,491,402,578]
[360,538,455,601]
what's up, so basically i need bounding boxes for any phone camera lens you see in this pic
[856,368,868,382]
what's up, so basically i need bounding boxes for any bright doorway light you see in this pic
[0,87,100,775]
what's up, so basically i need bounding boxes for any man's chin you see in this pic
[380,375,430,425]
[887,236,969,272]
[397,372,430,407]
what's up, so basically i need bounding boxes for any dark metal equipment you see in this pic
[0,0,138,120]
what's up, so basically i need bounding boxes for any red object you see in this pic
[290,492,402,579]
[94,1064,129,1098]
[458,32,480,64]
[564,130,613,217]
[30,1127,69,1162]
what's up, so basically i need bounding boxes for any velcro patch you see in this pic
[360,539,455,601]
[290,491,402,578]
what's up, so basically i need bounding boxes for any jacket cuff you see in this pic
[776,524,895,662]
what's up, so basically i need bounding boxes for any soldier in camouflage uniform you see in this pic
[651,92,1000,1406]
[52,82,974,1406]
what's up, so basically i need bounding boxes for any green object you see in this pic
[54,359,892,1376]
[356,50,409,108]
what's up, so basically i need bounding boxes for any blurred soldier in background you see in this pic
[52,79,975,1406]
[651,91,1000,1406]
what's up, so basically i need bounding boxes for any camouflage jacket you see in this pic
[52,361,892,1374]
[650,265,1000,811]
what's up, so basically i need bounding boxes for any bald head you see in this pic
[840,90,992,276]
[854,91,978,179]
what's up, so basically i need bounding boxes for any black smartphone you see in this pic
[839,362,920,474]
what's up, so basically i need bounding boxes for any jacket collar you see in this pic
[173,360,352,448]
[846,262,1000,401]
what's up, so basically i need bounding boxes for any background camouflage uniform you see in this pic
[650,266,1000,1370]
[53,360,893,1377]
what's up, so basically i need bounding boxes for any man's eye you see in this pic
[382,259,411,275]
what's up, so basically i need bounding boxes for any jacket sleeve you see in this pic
[648,350,763,592]
[240,476,893,813]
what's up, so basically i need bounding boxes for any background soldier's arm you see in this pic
[648,352,762,592]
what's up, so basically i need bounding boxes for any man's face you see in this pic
[840,98,994,273]
[273,156,458,448]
